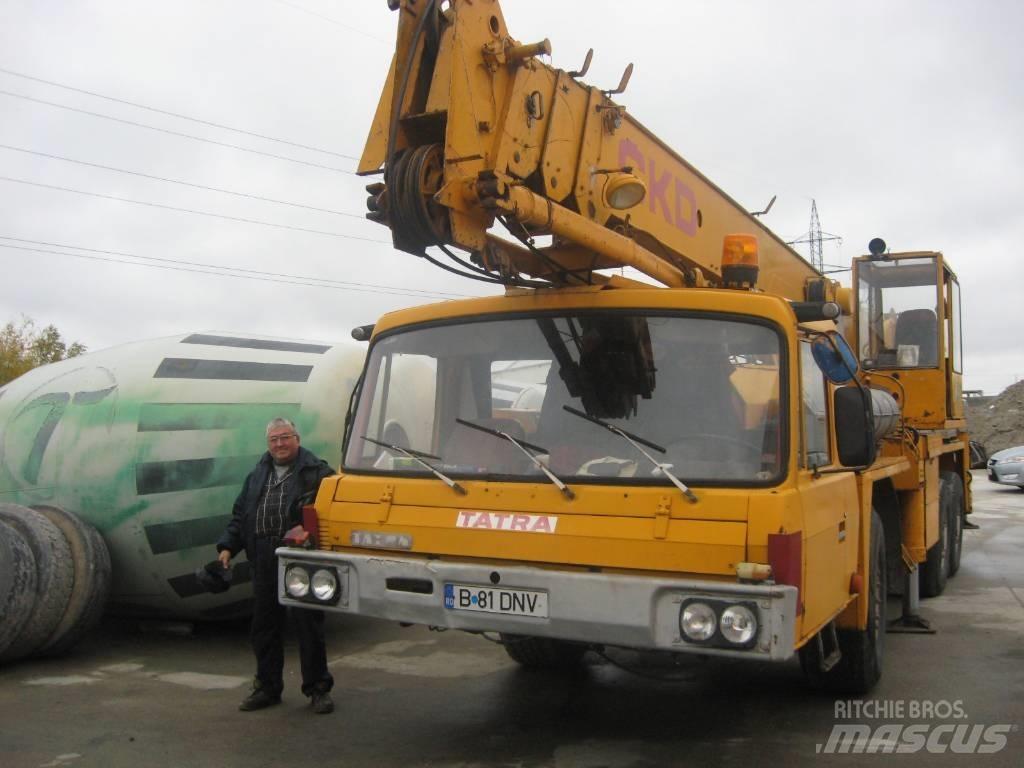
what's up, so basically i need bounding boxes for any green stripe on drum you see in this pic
[135,455,259,495]
[154,358,313,382]
[168,561,252,598]
[137,402,301,432]
[181,334,330,354]
[144,515,233,554]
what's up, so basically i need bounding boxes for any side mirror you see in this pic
[834,386,876,467]
[812,333,858,384]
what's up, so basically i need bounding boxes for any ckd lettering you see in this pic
[618,137,698,236]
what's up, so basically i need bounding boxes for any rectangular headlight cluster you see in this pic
[678,598,760,650]
[283,564,342,605]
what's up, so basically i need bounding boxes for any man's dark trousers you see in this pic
[250,537,333,696]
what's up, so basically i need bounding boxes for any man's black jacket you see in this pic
[217,446,332,558]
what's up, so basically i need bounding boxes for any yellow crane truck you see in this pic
[278,0,970,693]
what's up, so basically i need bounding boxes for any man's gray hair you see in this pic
[265,417,298,437]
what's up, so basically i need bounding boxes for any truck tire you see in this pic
[920,480,951,598]
[942,473,965,577]
[0,503,75,662]
[500,634,587,669]
[0,520,38,658]
[800,509,886,694]
[31,505,112,657]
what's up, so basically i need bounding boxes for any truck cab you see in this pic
[280,284,886,683]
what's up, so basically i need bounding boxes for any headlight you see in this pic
[285,567,310,598]
[720,605,758,645]
[311,569,338,601]
[680,602,717,641]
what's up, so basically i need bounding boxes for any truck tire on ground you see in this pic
[30,505,112,657]
[943,473,965,577]
[920,480,951,598]
[0,520,39,658]
[500,634,587,668]
[800,509,886,694]
[0,503,75,662]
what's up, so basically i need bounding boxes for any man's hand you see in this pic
[218,549,231,569]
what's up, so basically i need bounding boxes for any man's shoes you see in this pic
[239,681,281,711]
[311,690,334,714]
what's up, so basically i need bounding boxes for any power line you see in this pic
[0,143,361,218]
[0,65,358,160]
[0,237,473,300]
[270,0,390,44]
[0,89,354,174]
[0,234,464,296]
[0,175,387,242]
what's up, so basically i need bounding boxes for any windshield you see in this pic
[344,312,785,486]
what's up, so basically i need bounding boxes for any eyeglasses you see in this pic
[267,434,298,444]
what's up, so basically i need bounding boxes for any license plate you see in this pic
[444,583,548,618]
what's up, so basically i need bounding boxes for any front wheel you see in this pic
[500,634,587,669]
[800,509,886,694]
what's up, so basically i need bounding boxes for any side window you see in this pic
[950,278,962,374]
[800,341,831,469]
[358,353,438,465]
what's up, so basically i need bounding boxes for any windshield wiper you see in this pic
[455,418,575,500]
[562,405,698,503]
[362,435,466,495]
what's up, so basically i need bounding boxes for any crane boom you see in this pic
[359,0,824,301]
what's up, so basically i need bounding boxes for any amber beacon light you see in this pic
[722,234,760,288]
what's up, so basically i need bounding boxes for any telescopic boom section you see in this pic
[359,0,821,299]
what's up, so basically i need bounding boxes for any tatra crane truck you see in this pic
[279,0,971,693]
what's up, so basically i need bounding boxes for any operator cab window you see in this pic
[857,256,940,369]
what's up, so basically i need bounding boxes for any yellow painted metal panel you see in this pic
[322,503,745,575]
[370,286,797,337]
[797,471,859,635]
[332,474,751,522]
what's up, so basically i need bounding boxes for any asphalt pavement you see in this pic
[0,470,1021,767]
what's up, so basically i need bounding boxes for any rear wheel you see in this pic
[31,505,112,656]
[0,520,38,658]
[500,635,587,669]
[943,474,965,577]
[0,503,75,662]
[800,509,886,694]
[920,479,951,597]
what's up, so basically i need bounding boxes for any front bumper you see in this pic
[277,548,799,661]
[988,463,1024,486]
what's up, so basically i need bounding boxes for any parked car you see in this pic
[969,440,988,469]
[987,445,1024,489]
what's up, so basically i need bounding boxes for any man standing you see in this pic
[217,417,335,713]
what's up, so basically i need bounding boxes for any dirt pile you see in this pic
[965,380,1024,453]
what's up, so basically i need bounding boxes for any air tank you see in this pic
[869,387,901,441]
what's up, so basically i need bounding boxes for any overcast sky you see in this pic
[2,0,1021,394]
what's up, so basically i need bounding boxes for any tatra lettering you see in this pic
[456,511,558,533]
